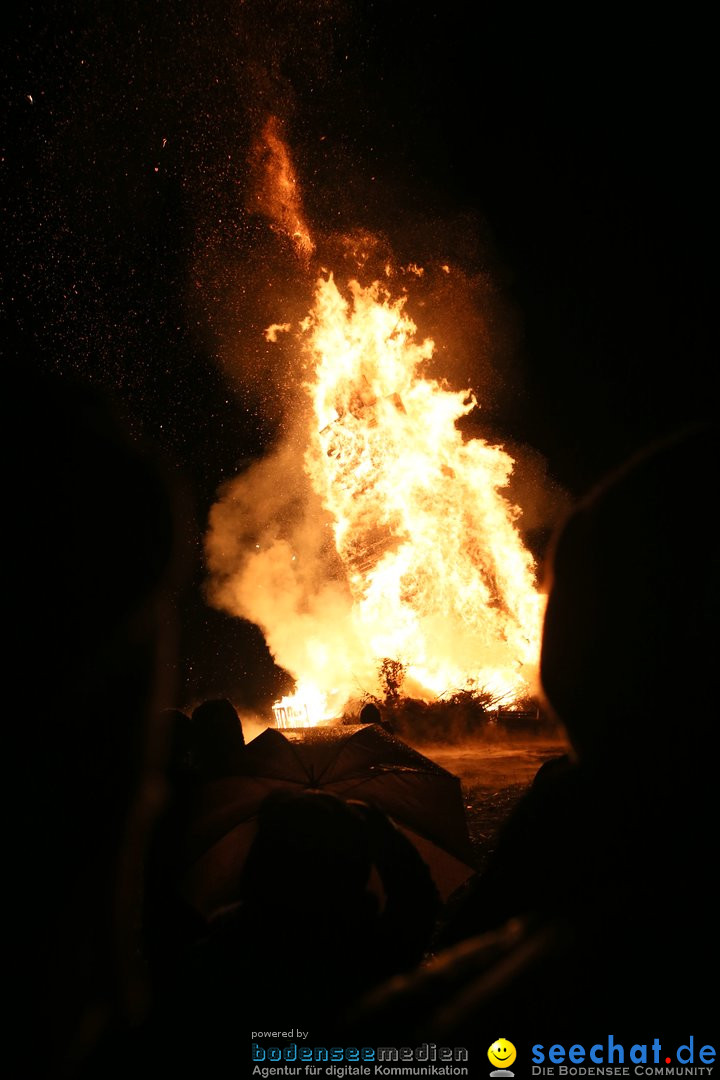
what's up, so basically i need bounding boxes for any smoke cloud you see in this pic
[205,428,381,715]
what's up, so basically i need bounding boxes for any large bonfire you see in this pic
[205,118,545,726]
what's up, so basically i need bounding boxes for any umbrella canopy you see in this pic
[182,724,475,912]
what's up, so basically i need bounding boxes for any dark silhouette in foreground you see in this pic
[215,790,439,1004]
[359,700,395,733]
[190,697,246,781]
[142,708,206,992]
[123,790,439,1071]
[14,369,179,1077]
[348,423,717,1040]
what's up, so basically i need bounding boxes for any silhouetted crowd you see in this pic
[18,370,717,1077]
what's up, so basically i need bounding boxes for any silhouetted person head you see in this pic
[190,698,245,781]
[540,423,715,784]
[240,790,373,919]
[359,702,383,725]
[232,790,438,1011]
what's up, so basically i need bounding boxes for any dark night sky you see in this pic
[4,1,716,714]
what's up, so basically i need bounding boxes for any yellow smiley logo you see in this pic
[488,1039,517,1069]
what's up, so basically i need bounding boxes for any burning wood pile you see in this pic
[205,118,545,730]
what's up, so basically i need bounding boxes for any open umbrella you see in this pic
[181,723,475,913]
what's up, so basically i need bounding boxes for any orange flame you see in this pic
[206,120,544,726]
[272,684,329,728]
[249,115,315,259]
[301,274,544,713]
[205,273,544,726]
